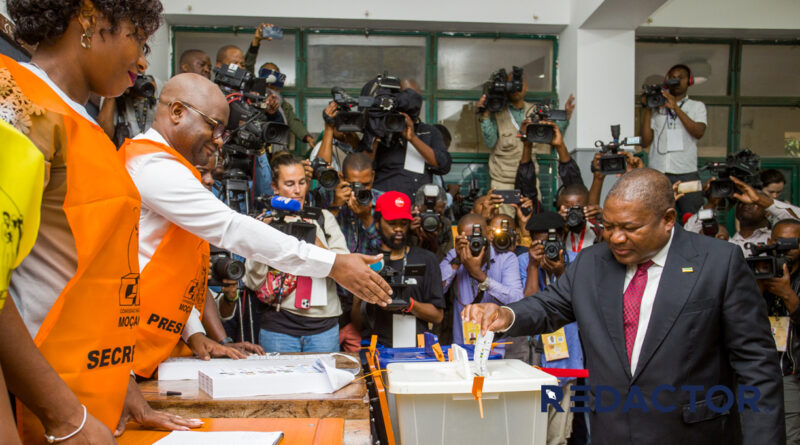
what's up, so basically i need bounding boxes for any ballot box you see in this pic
[375,344,502,369]
[386,359,557,445]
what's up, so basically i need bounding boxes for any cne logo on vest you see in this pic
[180,258,208,314]
[118,226,140,329]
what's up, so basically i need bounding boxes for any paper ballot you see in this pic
[473,331,494,377]
[154,431,283,445]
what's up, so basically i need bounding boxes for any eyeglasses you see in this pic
[171,100,228,142]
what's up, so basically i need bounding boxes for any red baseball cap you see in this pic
[375,191,413,221]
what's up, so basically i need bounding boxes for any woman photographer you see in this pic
[1,0,199,442]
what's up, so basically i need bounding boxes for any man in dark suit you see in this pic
[463,168,785,444]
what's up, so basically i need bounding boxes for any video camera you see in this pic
[328,87,365,133]
[524,104,567,144]
[419,184,442,233]
[467,224,488,257]
[482,66,523,113]
[543,228,565,261]
[208,246,245,287]
[378,263,427,310]
[701,149,762,199]
[492,220,515,253]
[593,125,640,175]
[745,238,798,279]
[642,78,680,108]
[310,158,339,189]
[697,208,719,237]
[565,206,585,232]
[261,196,322,245]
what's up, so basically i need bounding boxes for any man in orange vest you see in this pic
[118,74,393,430]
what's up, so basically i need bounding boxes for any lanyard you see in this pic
[570,227,586,253]
[668,97,688,123]
[507,108,521,132]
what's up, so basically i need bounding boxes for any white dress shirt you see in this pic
[127,128,337,340]
[626,229,673,375]
[728,227,772,257]
[647,97,707,175]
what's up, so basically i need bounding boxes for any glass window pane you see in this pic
[741,45,800,97]
[635,42,729,96]
[740,107,800,158]
[307,34,426,89]
[436,100,490,153]
[173,31,296,86]
[441,163,491,198]
[437,37,553,92]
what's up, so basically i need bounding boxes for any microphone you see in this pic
[269,196,302,212]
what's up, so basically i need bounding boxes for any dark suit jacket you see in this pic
[506,226,785,445]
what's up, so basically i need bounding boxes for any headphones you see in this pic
[666,64,694,87]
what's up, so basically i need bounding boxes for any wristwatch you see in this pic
[478,277,491,292]
[220,337,234,345]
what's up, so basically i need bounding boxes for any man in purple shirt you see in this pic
[441,213,523,350]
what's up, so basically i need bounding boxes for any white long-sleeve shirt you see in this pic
[127,128,337,339]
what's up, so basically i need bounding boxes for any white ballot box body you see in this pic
[386,359,557,445]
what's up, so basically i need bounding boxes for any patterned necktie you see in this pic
[623,260,654,363]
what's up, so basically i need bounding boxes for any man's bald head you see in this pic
[401,78,422,94]
[154,73,230,166]
[458,213,487,234]
[606,168,675,215]
[216,45,245,68]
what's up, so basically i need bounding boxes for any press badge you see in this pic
[542,327,569,361]
[769,316,790,352]
[666,127,684,152]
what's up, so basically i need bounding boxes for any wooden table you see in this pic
[139,354,370,420]
[116,418,344,445]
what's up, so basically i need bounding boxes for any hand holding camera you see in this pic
[730,176,772,209]
[456,229,487,281]
[322,101,339,130]
[511,196,534,232]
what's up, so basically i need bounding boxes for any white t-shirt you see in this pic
[647,97,707,175]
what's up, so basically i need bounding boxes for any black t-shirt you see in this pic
[362,246,445,347]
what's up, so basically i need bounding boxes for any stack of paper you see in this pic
[154,431,283,445]
[157,353,333,381]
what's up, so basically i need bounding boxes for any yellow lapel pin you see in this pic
[681,267,693,273]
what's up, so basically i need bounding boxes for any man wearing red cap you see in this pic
[352,191,445,347]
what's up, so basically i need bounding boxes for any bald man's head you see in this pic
[606,168,675,215]
[216,45,245,69]
[154,73,230,167]
[458,213,487,235]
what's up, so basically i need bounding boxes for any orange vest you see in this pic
[119,138,210,378]
[1,55,142,442]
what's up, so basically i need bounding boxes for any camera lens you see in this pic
[422,214,439,233]
[566,207,585,230]
[383,114,406,133]
[493,232,512,252]
[356,189,372,207]
[544,244,560,261]
[317,169,339,189]
[211,256,245,282]
[261,122,289,144]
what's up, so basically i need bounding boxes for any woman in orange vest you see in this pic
[0,1,199,443]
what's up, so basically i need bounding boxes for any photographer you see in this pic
[242,153,349,352]
[178,49,211,79]
[732,172,800,224]
[310,101,362,172]
[588,150,644,206]
[410,184,454,262]
[97,67,162,148]
[555,184,602,253]
[762,169,788,200]
[123,74,392,371]
[639,64,707,215]
[440,214,523,350]
[478,67,574,197]
[755,219,800,442]
[370,78,452,200]
[352,192,445,347]
[516,211,582,445]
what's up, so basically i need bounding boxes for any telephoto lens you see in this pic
[565,206,585,231]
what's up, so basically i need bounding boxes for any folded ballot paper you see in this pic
[154,431,283,445]
[158,353,335,381]
[198,354,360,399]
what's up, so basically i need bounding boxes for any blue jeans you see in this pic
[253,152,273,198]
[259,325,340,353]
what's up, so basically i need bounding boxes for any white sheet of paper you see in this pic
[666,127,684,152]
[473,331,495,377]
[154,431,283,445]
[309,277,327,306]
[403,141,426,174]
[392,314,417,347]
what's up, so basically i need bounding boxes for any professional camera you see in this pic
[542,228,565,261]
[208,246,245,287]
[492,220,515,253]
[697,208,719,237]
[467,224,488,257]
[642,78,680,108]
[378,264,426,310]
[130,74,156,99]
[311,158,339,189]
[565,206,585,232]
[701,149,761,199]
[524,103,567,144]
[482,66,523,113]
[593,125,640,175]
[328,87,365,133]
[263,196,321,244]
[745,238,798,279]
[419,184,442,233]
[349,182,372,207]
[358,73,407,142]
